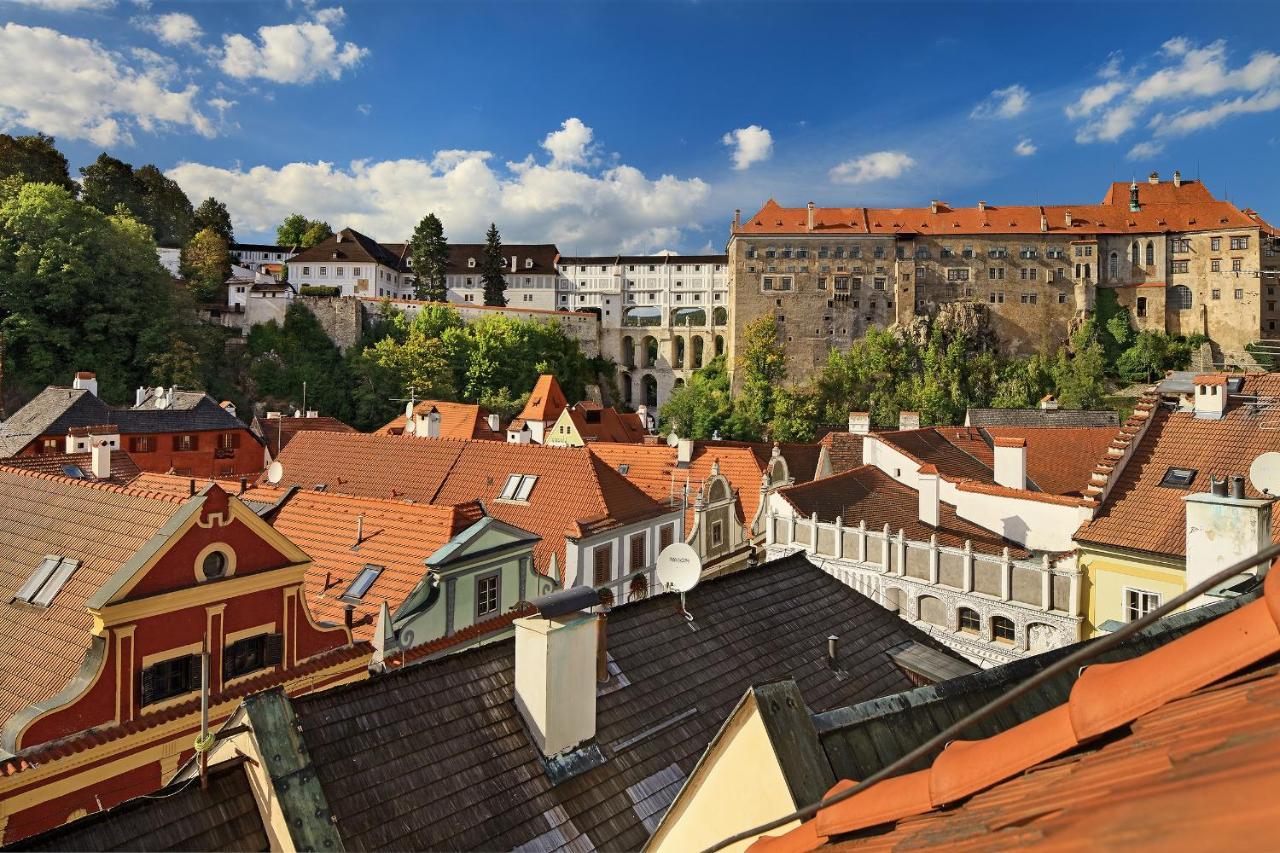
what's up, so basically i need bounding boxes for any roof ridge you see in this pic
[0,464,188,504]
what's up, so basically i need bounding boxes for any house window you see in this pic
[593,545,613,586]
[224,634,281,679]
[947,268,970,282]
[173,434,196,452]
[218,432,239,451]
[629,532,647,572]
[13,555,79,606]
[874,277,887,290]
[141,654,199,706]
[711,520,724,546]
[659,523,675,551]
[476,573,500,618]
[1212,289,1221,300]
[1172,260,1189,274]
[1236,288,1245,300]
[1233,259,1243,272]
[1159,466,1197,488]
[353,266,362,277]
[991,616,1016,644]
[319,266,327,277]
[130,436,155,453]
[958,608,980,634]
[335,266,344,277]
[1170,285,1193,309]
[1231,236,1249,250]
[1211,237,1222,251]
[302,266,311,276]
[1125,588,1161,622]
[1171,239,1191,253]
[1211,260,1221,272]
[341,564,383,601]
[988,267,1004,280]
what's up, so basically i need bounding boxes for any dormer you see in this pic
[468,257,476,268]
[525,258,534,269]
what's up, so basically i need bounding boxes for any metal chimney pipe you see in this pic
[827,634,839,668]
[1211,476,1228,497]
[597,613,609,684]
[1230,475,1246,500]
[356,514,364,546]
[344,604,355,631]
[188,478,196,496]
[238,476,247,496]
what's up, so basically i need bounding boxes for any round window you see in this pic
[202,551,227,579]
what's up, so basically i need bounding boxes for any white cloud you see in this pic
[828,151,915,184]
[356,102,371,115]
[311,6,345,26]
[1154,89,1280,137]
[4,0,114,10]
[721,125,773,170]
[541,117,595,168]
[166,119,709,255]
[136,12,202,46]
[1065,80,1128,119]
[1014,138,1037,156]
[219,19,367,84]
[1127,141,1165,160]
[1074,101,1141,143]
[0,23,212,145]
[970,84,1029,119]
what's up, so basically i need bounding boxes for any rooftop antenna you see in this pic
[655,542,702,626]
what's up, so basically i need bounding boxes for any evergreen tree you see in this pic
[193,197,234,244]
[0,133,75,192]
[480,222,507,307]
[80,153,141,218]
[409,212,449,302]
[180,227,232,302]
[300,220,333,248]
[134,165,195,247]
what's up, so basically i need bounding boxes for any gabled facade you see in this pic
[0,467,366,845]
[544,402,647,446]
[284,228,413,299]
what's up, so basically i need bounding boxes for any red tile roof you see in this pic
[560,404,647,444]
[517,374,568,423]
[254,415,355,455]
[751,567,1280,853]
[377,401,504,440]
[819,432,868,475]
[2,450,142,486]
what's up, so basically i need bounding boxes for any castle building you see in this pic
[728,172,1279,382]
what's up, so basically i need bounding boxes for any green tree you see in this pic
[409,212,449,302]
[1052,327,1108,409]
[193,196,234,244]
[0,133,75,192]
[659,355,734,439]
[300,220,333,248]
[480,222,507,307]
[248,303,354,421]
[80,153,140,218]
[276,213,311,247]
[363,308,459,400]
[770,384,822,442]
[180,227,232,302]
[733,314,788,438]
[134,164,195,247]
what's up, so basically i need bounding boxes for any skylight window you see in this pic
[13,555,80,607]
[1160,467,1197,488]
[618,464,630,475]
[61,465,86,479]
[499,474,538,501]
[341,564,383,601]
[1226,376,1245,394]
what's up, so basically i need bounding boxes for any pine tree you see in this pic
[409,212,449,302]
[193,197,234,244]
[480,222,507,307]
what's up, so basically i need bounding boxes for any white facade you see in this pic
[286,256,414,299]
[230,244,295,269]
[446,251,559,310]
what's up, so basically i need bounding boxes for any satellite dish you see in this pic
[266,461,284,485]
[403,417,416,434]
[1249,452,1280,495]
[655,542,701,593]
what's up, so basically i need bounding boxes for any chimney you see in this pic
[509,424,532,444]
[90,439,110,479]
[1039,393,1059,411]
[1184,483,1273,606]
[425,406,441,439]
[335,233,344,242]
[135,386,146,407]
[806,201,815,232]
[487,412,501,433]
[222,401,237,419]
[1040,213,1048,232]
[1148,171,1160,185]
[993,437,1027,490]
[917,464,940,527]
[1173,169,1182,188]
[72,371,98,397]
[733,209,741,230]
[898,411,920,431]
[977,200,987,212]
[826,635,839,668]
[238,476,248,496]
[677,437,694,465]
[930,200,940,214]
[636,404,649,431]
[514,588,602,757]
[848,412,870,435]
[1064,208,1073,228]
[306,410,318,418]
[1193,375,1228,420]
[266,410,282,419]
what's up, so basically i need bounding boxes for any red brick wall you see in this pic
[23,429,262,478]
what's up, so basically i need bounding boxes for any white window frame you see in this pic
[1124,587,1161,622]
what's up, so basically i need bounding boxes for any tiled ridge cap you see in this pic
[395,606,534,666]
[750,562,1280,851]
[952,479,1091,507]
[0,641,372,777]
[0,464,188,504]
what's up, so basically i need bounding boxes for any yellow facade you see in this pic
[1079,544,1185,636]
[544,410,585,447]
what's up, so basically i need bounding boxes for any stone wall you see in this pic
[300,296,364,353]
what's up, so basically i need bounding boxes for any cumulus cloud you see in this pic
[541,117,596,168]
[136,12,202,46]
[828,151,915,184]
[5,0,114,10]
[970,84,1029,119]
[166,119,709,255]
[1127,141,1165,160]
[1068,38,1280,146]
[1014,138,1037,156]
[0,23,212,145]
[721,125,773,170]
[219,15,367,84]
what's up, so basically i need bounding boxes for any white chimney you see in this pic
[306,410,318,418]
[848,412,870,435]
[487,412,501,432]
[917,464,940,527]
[135,386,146,407]
[509,424,532,444]
[1040,213,1048,233]
[1173,170,1182,188]
[1193,375,1229,420]
[1064,209,1073,228]
[91,440,111,479]
[977,200,986,212]
[636,404,649,432]
[425,406,441,439]
[898,411,920,431]
[266,411,282,420]
[1148,171,1160,185]
[514,598,600,757]
[1184,478,1273,607]
[64,432,79,454]
[1039,394,1059,411]
[72,371,98,397]
[806,201,815,232]
[677,437,694,465]
[993,437,1027,490]
[930,200,939,214]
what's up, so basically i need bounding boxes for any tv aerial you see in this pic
[655,542,702,625]
[1249,452,1280,496]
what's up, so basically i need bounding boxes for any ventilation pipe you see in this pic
[826,635,839,668]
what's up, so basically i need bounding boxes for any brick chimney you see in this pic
[91,439,111,479]
[514,588,602,757]
[848,412,870,435]
[72,371,98,397]
[1193,375,1228,420]
[993,437,1027,490]
[733,209,741,230]
[898,411,920,431]
[1184,477,1273,606]
[917,464,939,528]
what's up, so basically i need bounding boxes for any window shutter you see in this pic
[172,435,182,451]
[187,655,203,692]
[265,633,284,667]
[189,434,199,451]
[230,432,241,449]
[140,665,156,706]
[222,643,235,681]
[593,546,611,586]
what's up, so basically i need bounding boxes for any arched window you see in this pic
[918,595,947,626]
[672,307,706,327]
[1146,240,1155,266]
[708,480,728,502]
[715,335,725,357]
[1084,263,1091,280]
[642,336,659,368]
[673,377,685,390]
[1075,263,1081,278]
[712,306,728,326]
[692,336,705,368]
[958,607,980,634]
[1170,285,1193,310]
[1131,241,1140,265]
[1108,251,1119,279]
[641,374,658,408]
[992,615,1016,643]
[882,587,904,613]
[621,335,635,368]
[674,337,686,368]
[621,372,633,405]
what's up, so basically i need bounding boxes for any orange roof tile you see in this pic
[254,414,355,454]
[378,401,504,440]
[561,404,647,443]
[517,374,568,423]
[983,426,1117,497]
[751,567,1280,852]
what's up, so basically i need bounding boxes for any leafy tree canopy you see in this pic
[194,196,234,244]
[0,133,75,193]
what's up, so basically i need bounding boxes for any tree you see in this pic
[480,222,507,307]
[248,303,355,421]
[80,153,140,218]
[0,133,75,192]
[193,197,234,244]
[276,213,311,247]
[180,227,232,302]
[409,212,449,302]
[300,220,333,248]
[134,165,195,247]
[362,307,460,400]
[733,314,788,437]
[659,355,734,439]
[1052,327,1108,410]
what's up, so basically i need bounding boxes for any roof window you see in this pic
[341,564,383,601]
[13,555,81,607]
[1226,376,1245,394]
[618,464,630,475]
[499,474,538,501]
[1160,467,1197,488]
[61,464,87,479]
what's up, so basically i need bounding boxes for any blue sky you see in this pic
[2,0,1279,253]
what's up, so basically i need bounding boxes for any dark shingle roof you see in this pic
[965,407,1120,428]
[288,228,408,270]
[269,552,968,851]
[11,760,268,851]
[446,243,561,276]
